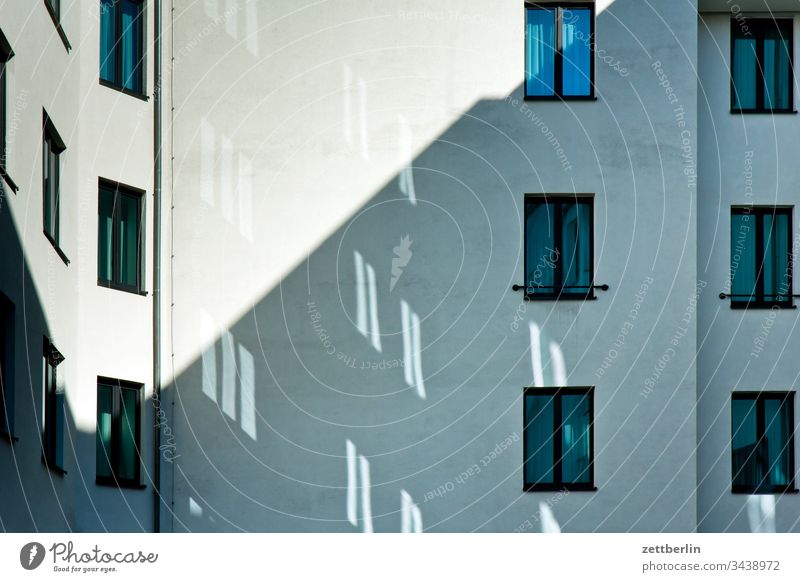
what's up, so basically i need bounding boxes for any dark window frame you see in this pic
[523,1,596,101]
[731,391,797,494]
[730,206,793,309]
[524,194,595,300]
[0,29,17,193]
[730,18,795,114]
[99,0,147,99]
[96,376,143,488]
[42,337,66,474]
[42,110,68,264]
[97,178,146,295]
[523,386,596,492]
[43,0,72,52]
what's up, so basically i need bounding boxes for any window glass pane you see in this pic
[98,187,114,283]
[561,393,591,483]
[118,193,139,287]
[43,139,52,235]
[561,9,591,96]
[96,384,113,478]
[733,38,757,109]
[1,64,6,165]
[764,35,790,110]
[99,0,116,83]
[561,202,591,291]
[120,0,142,92]
[525,9,555,96]
[731,213,756,302]
[732,398,761,488]
[526,202,556,295]
[762,212,790,302]
[0,299,11,435]
[525,394,554,485]
[119,387,138,480]
[54,390,64,467]
[764,398,792,487]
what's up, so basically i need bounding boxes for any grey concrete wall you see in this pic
[167,0,698,532]
[697,13,800,532]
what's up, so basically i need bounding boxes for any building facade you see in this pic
[0,0,796,533]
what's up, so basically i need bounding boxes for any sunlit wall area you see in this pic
[167,0,699,532]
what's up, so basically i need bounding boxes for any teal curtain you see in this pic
[96,384,113,479]
[764,37,790,110]
[526,202,555,295]
[98,187,114,283]
[120,0,142,92]
[733,38,757,109]
[525,9,555,96]
[525,395,554,485]
[762,213,789,302]
[119,387,137,481]
[731,213,756,302]
[118,193,139,287]
[764,398,791,486]
[561,203,591,291]
[732,398,760,488]
[561,9,591,96]
[561,393,591,483]
[99,0,116,83]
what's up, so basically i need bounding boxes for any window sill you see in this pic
[730,109,797,115]
[0,165,18,193]
[96,477,147,490]
[524,95,598,102]
[99,79,149,102]
[524,484,597,492]
[42,455,67,476]
[0,430,19,443]
[731,487,798,495]
[43,0,71,52]
[525,295,597,302]
[44,231,70,265]
[97,280,148,296]
[729,302,795,310]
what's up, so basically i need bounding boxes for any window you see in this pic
[525,195,593,299]
[46,0,60,20]
[43,112,66,250]
[0,28,16,192]
[43,0,71,51]
[0,294,13,437]
[98,180,144,293]
[42,338,65,472]
[732,19,793,113]
[525,2,594,99]
[732,392,795,494]
[100,0,145,95]
[96,377,142,486]
[730,206,792,308]
[524,387,594,491]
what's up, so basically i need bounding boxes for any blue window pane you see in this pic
[118,193,139,288]
[119,387,138,481]
[762,213,790,302]
[561,203,591,291]
[525,9,555,97]
[120,0,142,92]
[764,398,791,487]
[732,398,760,488]
[561,394,591,483]
[731,213,756,302]
[526,202,555,295]
[99,0,116,83]
[561,9,591,96]
[525,395,554,485]
[733,38,757,109]
[98,187,114,283]
[764,37,791,110]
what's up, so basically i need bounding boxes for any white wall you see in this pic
[697,13,800,533]
[167,0,699,532]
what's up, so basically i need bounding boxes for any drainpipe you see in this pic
[152,0,163,533]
